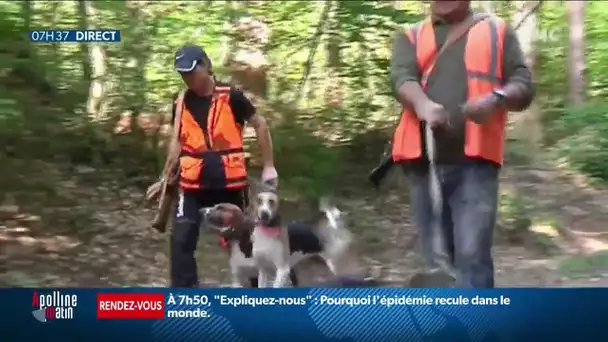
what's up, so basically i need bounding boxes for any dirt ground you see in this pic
[2,163,608,288]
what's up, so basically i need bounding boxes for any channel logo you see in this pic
[32,290,78,323]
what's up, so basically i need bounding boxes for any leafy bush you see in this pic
[498,189,532,241]
[550,103,608,182]
[271,121,345,201]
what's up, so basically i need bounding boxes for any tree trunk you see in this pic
[324,0,343,109]
[77,0,91,83]
[126,0,152,115]
[567,1,586,106]
[22,1,31,33]
[20,0,31,57]
[510,1,542,151]
[50,2,60,74]
[78,1,107,119]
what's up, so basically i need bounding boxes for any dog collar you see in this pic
[219,236,229,249]
[259,224,281,237]
[258,215,282,237]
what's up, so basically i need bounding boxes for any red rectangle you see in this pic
[97,293,165,319]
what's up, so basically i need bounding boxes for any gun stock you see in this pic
[368,156,395,189]
[151,182,177,233]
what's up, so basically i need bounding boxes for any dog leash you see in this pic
[424,125,455,278]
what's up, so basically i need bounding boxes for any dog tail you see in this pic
[319,197,342,230]
[318,196,331,212]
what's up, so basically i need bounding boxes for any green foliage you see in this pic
[0,0,427,203]
[558,251,608,278]
[535,2,608,183]
[499,189,532,238]
[2,0,608,201]
[536,2,567,105]
[272,121,345,201]
[585,2,608,99]
[537,2,608,103]
[550,103,608,181]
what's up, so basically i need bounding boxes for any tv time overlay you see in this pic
[29,30,121,43]
[4,288,608,341]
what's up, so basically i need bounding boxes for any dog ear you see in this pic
[261,178,278,193]
[198,207,223,233]
[216,203,244,214]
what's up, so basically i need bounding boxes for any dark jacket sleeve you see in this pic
[501,24,535,110]
[229,87,256,126]
[389,27,419,97]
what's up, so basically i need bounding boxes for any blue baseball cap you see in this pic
[174,45,211,73]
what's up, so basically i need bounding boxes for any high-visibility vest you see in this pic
[178,86,248,190]
[391,17,508,166]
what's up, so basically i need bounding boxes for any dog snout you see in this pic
[200,207,223,227]
[201,207,212,218]
[259,210,271,221]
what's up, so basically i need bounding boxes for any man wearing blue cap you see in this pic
[167,45,277,287]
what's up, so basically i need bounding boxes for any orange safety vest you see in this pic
[178,86,248,190]
[391,17,508,166]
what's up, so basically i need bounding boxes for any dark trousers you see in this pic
[408,160,499,288]
[170,187,247,287]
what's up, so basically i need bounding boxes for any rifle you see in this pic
[368,154,395,189]
[145,90,186,233]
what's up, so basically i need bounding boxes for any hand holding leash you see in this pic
[417,99,450,129]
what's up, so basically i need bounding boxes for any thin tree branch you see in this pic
[513,0,543,30]
[292,0,332,104]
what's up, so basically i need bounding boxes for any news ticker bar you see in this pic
[15,288,608,341]
[96,291,513,320]
[29,30,121,43]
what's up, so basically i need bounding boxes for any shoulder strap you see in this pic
[420,13,490,86]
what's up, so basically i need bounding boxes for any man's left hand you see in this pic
[461,94,501,125]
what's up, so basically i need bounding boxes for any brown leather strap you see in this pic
[161,90,186,178]
[420,13,489,86]
[173,90,186,141]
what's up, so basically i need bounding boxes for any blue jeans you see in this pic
[407,160,499,288]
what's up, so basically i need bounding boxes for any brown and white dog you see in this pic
[252,188,353,288]
[251,189,291,287]
[199,202,261,288]
[200,195,352,288]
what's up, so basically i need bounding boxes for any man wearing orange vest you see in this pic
[169,45,277,287]
[390,1,534,287]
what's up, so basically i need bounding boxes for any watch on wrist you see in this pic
[492,89,507,104]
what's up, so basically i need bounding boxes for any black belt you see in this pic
[180,148,244,157]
